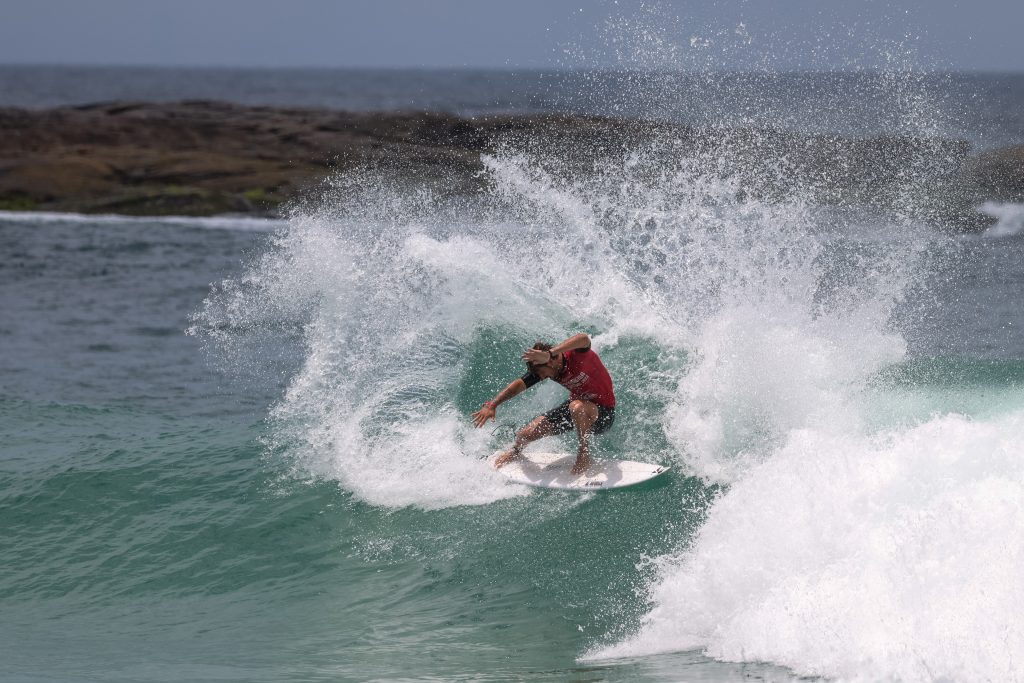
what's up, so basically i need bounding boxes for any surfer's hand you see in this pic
[521,348,552,364]
[472,405,496,428]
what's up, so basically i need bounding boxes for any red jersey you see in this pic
[555,348,616,408]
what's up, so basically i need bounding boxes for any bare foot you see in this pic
[493,449,522,469]
[570,456,591,475]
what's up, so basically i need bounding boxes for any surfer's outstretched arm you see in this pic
[471,378,528,428]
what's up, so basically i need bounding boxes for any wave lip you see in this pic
[593,411,1024,682]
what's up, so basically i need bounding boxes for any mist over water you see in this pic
[178,14,1024,682]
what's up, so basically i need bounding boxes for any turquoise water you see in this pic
[0,215,709,681]
[3,52,1024,680]
[2,182,1023,681]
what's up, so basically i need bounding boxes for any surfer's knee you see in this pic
[568,400,597,422]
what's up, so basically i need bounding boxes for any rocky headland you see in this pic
[0,100,1020,231]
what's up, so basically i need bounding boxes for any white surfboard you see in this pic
[492,451,669,491]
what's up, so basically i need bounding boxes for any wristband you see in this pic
[484,401,497,409]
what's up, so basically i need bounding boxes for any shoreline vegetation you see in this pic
[1,100,1021,231]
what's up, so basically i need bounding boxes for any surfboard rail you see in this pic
[491,451,669,491]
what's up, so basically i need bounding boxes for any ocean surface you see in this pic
[2,62,1024,682]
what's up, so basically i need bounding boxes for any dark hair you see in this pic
[526,341,552,373]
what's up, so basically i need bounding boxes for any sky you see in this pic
[1,0,1022,72]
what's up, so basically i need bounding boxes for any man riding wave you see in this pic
[471,333,615,475]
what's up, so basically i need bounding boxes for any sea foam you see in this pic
[593,410,1024,682]
[188,14,1024,676]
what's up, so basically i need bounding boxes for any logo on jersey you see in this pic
[563,373,590,391]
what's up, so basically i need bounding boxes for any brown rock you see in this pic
[963,145,1024,202]
[0,100,1017,231]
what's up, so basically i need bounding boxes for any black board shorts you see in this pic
[542,400,615,436]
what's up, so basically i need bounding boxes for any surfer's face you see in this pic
[532,355,560,379]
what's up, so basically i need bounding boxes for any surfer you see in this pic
[472,333,615,475]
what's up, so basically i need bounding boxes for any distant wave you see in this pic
[0,209,286,232]
[980,202,1024,237]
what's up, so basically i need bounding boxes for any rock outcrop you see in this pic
[0,100,1019,231]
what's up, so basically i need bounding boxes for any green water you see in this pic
[0,397,716,681]
[2,166,1023,680]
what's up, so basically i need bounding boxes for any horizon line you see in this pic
[2,61,1023,76]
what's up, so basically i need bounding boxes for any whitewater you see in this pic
[186,105,1024,680]
[4,19,1024,683]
